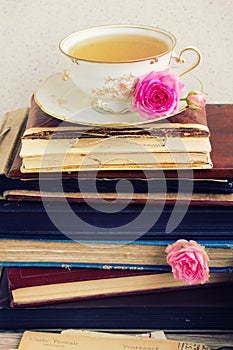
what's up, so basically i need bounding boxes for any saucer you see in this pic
[34,71,203,127]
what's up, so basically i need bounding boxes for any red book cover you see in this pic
[6,267,233,308]
[7,267,162,308]
[7,266,151,289]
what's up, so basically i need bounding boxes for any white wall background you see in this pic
[1,0,232,118]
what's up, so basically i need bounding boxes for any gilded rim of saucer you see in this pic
[59,24,176,64]
[34,72,191,128]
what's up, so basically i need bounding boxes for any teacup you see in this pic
[59,25,201,114]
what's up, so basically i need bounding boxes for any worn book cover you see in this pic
[8,104,233,179]
[1,199,233,241]
[3,189,233,206]
[7,266,233,308]
[25,95,210,134]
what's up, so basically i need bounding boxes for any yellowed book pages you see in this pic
[22,151,211,169]
[1,239,232,268]
[18,331,210,350]
[20,136,211,157]
[21,158,213,173]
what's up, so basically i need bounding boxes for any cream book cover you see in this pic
[18,331,210,350]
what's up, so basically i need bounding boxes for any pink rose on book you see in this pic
[132,69,184,119]
[186,90,207,110]
[165,239,210,285]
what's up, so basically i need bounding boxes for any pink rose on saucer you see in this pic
[165,239,210,285]
[186,90,207,110]
[132,69,184,119]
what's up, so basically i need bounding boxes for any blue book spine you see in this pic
[0,261,232,273]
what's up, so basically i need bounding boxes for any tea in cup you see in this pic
[59,25,201,114]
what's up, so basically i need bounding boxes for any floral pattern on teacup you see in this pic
[91,68,207,118]
[91,73,137,100]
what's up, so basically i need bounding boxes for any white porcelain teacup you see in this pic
[59,25,201,114]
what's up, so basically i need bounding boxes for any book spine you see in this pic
[1,201,233,241]
[0,238,232,248]
[2,178,233,194]
[0,261,232,273]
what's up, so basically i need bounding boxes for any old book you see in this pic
[8,104,232,179]
[1,268,232,330]
[3,107,232,209]
[1,200,233,240]
[2,175,233,197]
[4,105,233,193]
[0,238,232,270]
[24,96,210,135]
[7,104,233,179]
[21,103,211,154]
[2,106,232,206]
[19,97,212,172]
[0,107,28,175]
[3,189,233,206]
[18,330,210,350]
[2,333,233,350]
[7,267,159,307]
[21,151,212,172]
[0,330,166,350]
[7,267,233,308]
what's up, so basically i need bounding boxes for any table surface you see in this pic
[0,331,233,350]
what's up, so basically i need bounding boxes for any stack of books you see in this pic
[19,98,212,173]
[0,101,232,330]
[1,266,233,330]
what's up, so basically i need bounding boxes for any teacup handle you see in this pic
[171,47,201,77]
